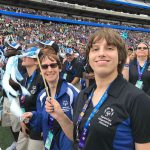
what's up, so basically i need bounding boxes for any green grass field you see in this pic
[0,126,14,150]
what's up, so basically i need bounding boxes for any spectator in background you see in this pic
[123,42,150,96]
[0,35,4,52]
[77,46,87,90]
[0,49,4,112]
[84,63,95,87]
[38,40,64,62]
[16,46,44,150]
[61,48,82,89]
[127,47,135,61]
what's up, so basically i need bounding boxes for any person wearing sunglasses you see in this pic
[123,42,150,95]
[22,51,79,150]
[41,28,150,150]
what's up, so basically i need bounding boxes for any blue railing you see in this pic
[0,10,150,33]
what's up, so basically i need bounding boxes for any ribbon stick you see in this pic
[37,56,50,98]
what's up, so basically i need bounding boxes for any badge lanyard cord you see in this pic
[45,92,57,150]
[25,70,36,90]
[137,61,147,80]
[66,62,71,71]
[76,85,110,149]
[48,95,57,131]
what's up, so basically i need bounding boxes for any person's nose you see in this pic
[47,65,53,71]
[97,47,105,57]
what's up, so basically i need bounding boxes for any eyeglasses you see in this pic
[41,63,58,69]
[137,47,148,50]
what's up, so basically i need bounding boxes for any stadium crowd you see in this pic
[0,3,150,150]
[0,4,149,29]
[0,14,149,51]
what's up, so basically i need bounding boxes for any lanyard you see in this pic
[76,86,110,149]
[66,62,71,71]
[137,61,147,80]
[48,95,57,131]
[25,70,36,90]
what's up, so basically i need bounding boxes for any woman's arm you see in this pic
[57,112,74,141]
[45,97,74,141]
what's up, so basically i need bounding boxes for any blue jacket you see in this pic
[31,79,79,150]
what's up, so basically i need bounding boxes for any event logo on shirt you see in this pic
[62,100,70,112]
[63,100,69,106]
[30,86,36,94]
[104,107,114,117]
[98,107,114,128]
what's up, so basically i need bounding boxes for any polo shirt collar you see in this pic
[84,74,127,98]
[108,74,127,98]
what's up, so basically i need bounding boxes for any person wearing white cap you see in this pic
[61,48,82,89]
[38,40,59,54]
[4,41,21,58]
[16,46,45,150]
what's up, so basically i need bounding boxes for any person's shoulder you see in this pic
[124,81,150,102]
[112,75,145,100]
[124,80,142,94]
[66,82,80,93]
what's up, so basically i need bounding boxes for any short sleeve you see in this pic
[130,93,150,143]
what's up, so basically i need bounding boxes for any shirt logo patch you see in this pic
[63,100,69,107]
[62,100,70,112]
[30,86,36,94]
[104,107,114,117]
[98,107,114,127]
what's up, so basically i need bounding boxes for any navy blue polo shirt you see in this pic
[62,58,82,83]
[129,59,150,95]
[73,75,150,150]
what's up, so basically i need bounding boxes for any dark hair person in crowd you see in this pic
[123,42,150,95]
[42,28,150,150]
[22,51,79,150]
[127,47,135,61]
[61,48,83,88]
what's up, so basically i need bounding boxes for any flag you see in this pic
[20,47,40,58]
